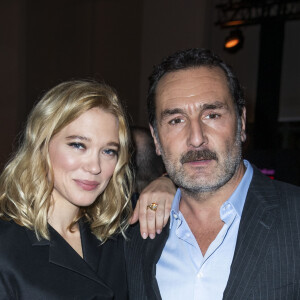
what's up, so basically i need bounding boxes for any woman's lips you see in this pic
[74,179,99,191]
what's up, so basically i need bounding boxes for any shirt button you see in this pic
[197,272,204,278]
[223,204,230,210]
[173,213,178,219]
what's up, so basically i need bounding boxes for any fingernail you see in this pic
[142,233,148,239]
[149,233,155,239]
[156,229,161,234]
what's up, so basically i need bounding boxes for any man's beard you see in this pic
[156,121,243,196]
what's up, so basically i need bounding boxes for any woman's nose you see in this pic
[84,154,101,175]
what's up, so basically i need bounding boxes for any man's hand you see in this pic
[130,176,176,239]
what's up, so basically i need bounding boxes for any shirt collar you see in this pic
[170,189,182,228]
[222,160,253,218]
[170,160,253,228]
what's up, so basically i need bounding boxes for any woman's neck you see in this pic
[47,195,83,258]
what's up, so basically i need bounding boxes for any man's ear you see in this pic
[149,124,162,156]
[241,107,247,142]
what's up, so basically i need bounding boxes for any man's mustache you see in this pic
[180,149,218,164]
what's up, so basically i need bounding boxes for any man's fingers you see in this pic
[145,209,156,239]
[155,205,165,234]
[138,195,149,239]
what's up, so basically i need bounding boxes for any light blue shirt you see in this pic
[156,160,253,300]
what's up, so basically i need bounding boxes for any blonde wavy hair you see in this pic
[0,80,133,242]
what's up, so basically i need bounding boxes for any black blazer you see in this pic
[124,165,300,300]
[0,219,127,299]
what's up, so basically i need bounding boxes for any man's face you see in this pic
[150,67,246,195]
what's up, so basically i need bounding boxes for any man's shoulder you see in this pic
[272,179,300,210]
[249,166,300,218]
[273,178,300,193]
[251,164,300,194]
[254,170,300,198]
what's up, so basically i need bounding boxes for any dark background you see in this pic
[1,0,299,185]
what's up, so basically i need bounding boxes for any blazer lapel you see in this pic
[47,222,111,289]
[142,223,170,300]
[79,219,101,272]
[223,167,280,300]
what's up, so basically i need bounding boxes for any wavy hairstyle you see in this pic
[0,80,133,242]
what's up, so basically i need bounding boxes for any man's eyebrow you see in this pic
[66,135,91,141]
[202,101,229,110]
[160,108,185,120]
[160,101,229,120]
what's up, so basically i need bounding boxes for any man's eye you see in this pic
[103,149,118,157]
[68,142,86,150]
[205,113,220,119]
[169,118,184,125]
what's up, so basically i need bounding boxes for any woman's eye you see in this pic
[169,118,184,125]
[103,149,118,157]
[68,142,86,150]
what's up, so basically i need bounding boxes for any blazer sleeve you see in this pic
[0,272,15,299]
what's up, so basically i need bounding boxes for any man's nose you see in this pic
[187,120,207,148]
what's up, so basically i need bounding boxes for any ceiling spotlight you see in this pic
[224,29,244,53]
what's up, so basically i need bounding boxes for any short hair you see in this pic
[131,126,165,193]
[147,48,245,128]
[0,80,133,242]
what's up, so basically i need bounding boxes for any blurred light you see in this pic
[224,20,245,27]
[224,29,244,53]
[260,168,275,180]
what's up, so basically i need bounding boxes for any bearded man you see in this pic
[125,48,300,300]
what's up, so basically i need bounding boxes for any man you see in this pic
[125,48,300,300]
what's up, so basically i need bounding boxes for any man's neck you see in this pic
[178,161,246,255]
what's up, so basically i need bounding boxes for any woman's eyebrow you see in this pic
[66,135,91,141]
[106,142,120,149]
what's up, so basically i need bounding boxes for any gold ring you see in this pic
[147,202,158,211]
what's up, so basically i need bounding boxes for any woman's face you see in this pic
[48,107,119,209]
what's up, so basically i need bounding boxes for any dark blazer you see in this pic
[0,219,127,300]
[124,165,300,300]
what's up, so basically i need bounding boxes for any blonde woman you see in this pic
[0,81,174,299]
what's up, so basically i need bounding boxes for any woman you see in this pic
[0,80,174,299]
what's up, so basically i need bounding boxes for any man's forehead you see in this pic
[157,66,228,87]
[155,66,232,109]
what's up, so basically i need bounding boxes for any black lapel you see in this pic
[26,222,112,293]
[142,222,170,300]
[26,221,113,299]
[223,166,280,300]
[47,223,110,287]
[79,219,101,272]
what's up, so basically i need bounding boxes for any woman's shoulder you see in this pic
[0,219,29,249]
[0,218,23,234]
